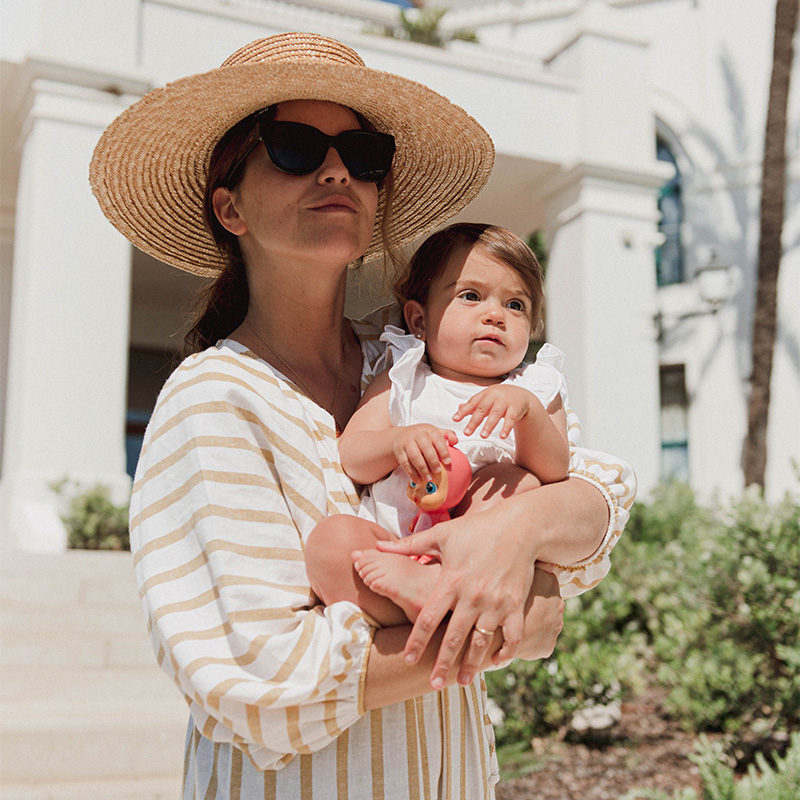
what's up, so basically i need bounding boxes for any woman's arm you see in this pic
[378,476,608,688]
[363,566,564,707]
[376,409,636,689]
[132,352,378,770]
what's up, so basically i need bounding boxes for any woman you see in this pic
[90,32,636,799]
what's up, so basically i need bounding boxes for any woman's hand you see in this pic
[453,385,541,440]
[391,424,458,484]
[375,506,539,688]
[362,565,564,710]
[375,476,608,689]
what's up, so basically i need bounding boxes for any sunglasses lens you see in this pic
[266,122,327,174]
[262,120,396,183]
[336,131,395,183]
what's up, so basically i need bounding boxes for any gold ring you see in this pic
[475,626,494,637]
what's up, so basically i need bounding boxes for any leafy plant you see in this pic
[621,731,800,799]
[486,482,799,754]
[374,7,478,48]
[52,479,130,551]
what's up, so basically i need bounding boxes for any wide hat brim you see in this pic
[90,39,495,276]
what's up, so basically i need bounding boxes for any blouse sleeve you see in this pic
[551,405,638,597]
[129,347,375,771]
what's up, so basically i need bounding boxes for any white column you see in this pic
[541,2,668,497]
[0,65,149,551]
[543,166,664,496]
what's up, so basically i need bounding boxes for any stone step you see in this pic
[0,550,140,607]
[0,552,154,668]
[1,665,184,716]
[0,550,188,789]
[0,666,188,784]
[0,776,182,800]
[0,717,187,785]
[0,626,155,668]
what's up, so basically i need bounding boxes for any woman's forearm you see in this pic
[476,475,609,566]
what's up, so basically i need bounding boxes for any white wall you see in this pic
[0,0,797,551]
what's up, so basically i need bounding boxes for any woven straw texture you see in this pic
[89,32,494,276]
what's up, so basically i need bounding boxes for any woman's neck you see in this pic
[243,259,350,366]
[229,257,363,431]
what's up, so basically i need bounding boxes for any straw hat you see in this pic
[90,32,495,276]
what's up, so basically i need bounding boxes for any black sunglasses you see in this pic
[228,107,396,184]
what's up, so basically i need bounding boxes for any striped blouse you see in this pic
[129,306,636,799]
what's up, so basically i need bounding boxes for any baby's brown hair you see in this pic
[394,223,545,334]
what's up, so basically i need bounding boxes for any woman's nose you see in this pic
[317,145,351,184]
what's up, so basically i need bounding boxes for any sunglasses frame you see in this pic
[226,106,395,186]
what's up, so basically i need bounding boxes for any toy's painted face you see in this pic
[407,469,449,511]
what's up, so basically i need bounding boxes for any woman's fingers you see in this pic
[517,568,565,661]
[402,586,455,675]
[491,613,523,665]
[374,527,441,556]
[456,617,505,684]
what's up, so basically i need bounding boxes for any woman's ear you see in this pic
[211,187,247,236]
[404,300,426,340]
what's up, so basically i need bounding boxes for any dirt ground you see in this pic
[495,693,705,800]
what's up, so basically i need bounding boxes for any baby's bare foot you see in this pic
[353,550,441,622]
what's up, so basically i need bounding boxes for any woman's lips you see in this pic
[309,194,357,212]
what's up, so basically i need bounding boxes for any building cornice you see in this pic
[148,0,578,89]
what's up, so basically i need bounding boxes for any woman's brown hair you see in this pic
[394,223,545,334]
[183,106,397,355]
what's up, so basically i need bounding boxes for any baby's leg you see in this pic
[453,462,542,517]
[306,515,434,627]
[352,549,441,623]
[355,465,541,620]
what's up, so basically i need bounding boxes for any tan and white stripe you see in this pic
[130,306,634,798]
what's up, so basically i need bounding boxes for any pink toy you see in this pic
[406,445,472,535]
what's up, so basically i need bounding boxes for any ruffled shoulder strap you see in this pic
[533,342,566,372]
[373,324,422,374]
[508,342,568,409]
[377,326,427,427]
[349,305,404,383]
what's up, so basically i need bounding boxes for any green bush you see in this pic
[656,488,799,740]
[486,482,799,750]
[621,731,800,800]
[52,480,130,551]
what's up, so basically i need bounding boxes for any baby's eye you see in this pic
[409,481,417,488]
[425,482,438,494]
[507,299,526,312]
[459,290,480,302]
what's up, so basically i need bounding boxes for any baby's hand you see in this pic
[392,424,458,483]
[453,385,540,439]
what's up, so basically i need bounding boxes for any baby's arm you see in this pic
[339,370,457,484]
[453,385,569,484]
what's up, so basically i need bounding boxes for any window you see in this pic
[126,346,178,478]
[659,364,689,482]
[656,138,685,285]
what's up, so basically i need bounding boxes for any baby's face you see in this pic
[410,246,533,384]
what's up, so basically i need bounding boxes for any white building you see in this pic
[1,0,798,552]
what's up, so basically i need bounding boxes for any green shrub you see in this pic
[52,480,130,551]
[621,731,800,800]
[486,482,799,750]
[656,488,799,740]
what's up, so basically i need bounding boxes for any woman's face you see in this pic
[214,100,380,270]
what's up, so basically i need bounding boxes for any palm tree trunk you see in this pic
[742,0,798,489]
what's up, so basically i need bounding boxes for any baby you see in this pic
[306,223,571,627]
